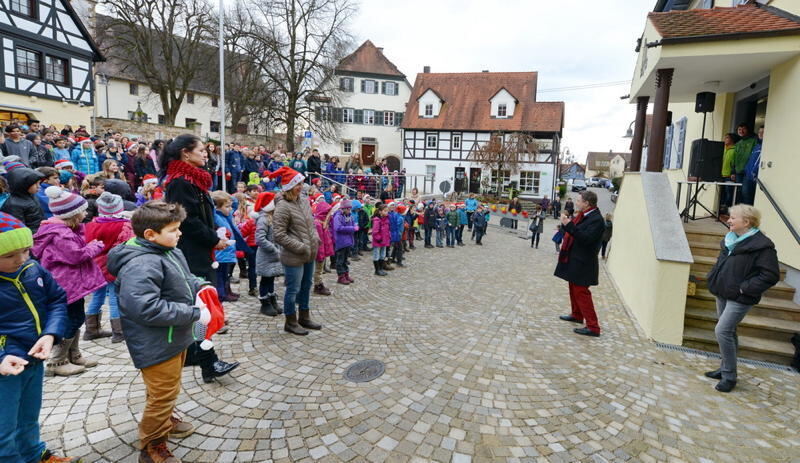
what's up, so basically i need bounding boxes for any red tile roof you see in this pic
[335,40,405,77]
[649,4,800,43]
[586,151,632,171]
[402,72,564,133]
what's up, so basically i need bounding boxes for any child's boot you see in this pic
[46,340,86,377]
[383,259,394,271]
[337,274,350,285]
[374,261,387,276]
[83,313,111,340]
[197,346,239,383]
[269,293,282,314]
[260,297,278,317]
[40,449,83,462]
[68,333,98,368]
[110,318,125,344]
[313,283,332,296]
[345,272,355,283]
[140,437,180,463]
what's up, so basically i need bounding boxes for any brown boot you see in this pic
[313,283,331,296]
[83,313,111,340]
[168,414,195,439]
[45,339,86,377]
[110,318,125,344]
[298,309,322,330]
[284,313,309,336]
[139,438,181,463]
[68,332,98,368]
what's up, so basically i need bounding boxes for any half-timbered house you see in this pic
[401,70,564,200]
[0,0,103,127]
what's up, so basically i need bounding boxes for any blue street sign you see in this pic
[304,131,313,138]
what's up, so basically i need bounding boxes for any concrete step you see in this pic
[688,240,721,258]
[685,230,726,245]
[688,255,788,281]
[684,306,800,343]
[690,272,796,301]
[682,327,795,366]
[688,288,800,322]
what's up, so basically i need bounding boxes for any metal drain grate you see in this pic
[344,359,385,383]
[655,342,798,373]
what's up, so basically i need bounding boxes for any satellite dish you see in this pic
[439,181,451,194]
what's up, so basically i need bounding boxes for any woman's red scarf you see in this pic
[558,206,597,263]
[163,160,212,191]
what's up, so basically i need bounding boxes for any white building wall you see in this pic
[97,77,228,139]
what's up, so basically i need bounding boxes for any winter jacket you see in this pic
[0,260,68,364]
[104,179,138,210]
[85,217,135,282]
[529,212,545,234]
[255,212,283,278]
[32,219,105,304]
[313,202,334,261]
[434,214,447,231]
[465,198,478,212]
[601,219,613,242]
[388,211,404,243]
[107,237,202,370]
[267,159,284,173]
[239,217,257,247]
[745,140,762,181]
[733,135,757,174]
[332,209,356,250]
[721,146,735,178]
[472,211,487,231]
[372,215,390,247]
[165,177,219,279]
[36,183,53,218]
[225,150,243,174]
[423,205,437,230]
[29,142,54,168]
[70,146,99,175]
[457,209,468,226]
[362,204,375,229]
[273,193,320,267]
[134,157,157,180]
[707,231,780,306]
[554,209,605,287]
[213,211,238,264]
[446,210,459,227]
[306,155,321,175]
[1,168,45,232]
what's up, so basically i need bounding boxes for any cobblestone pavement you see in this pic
[42,225,800,462]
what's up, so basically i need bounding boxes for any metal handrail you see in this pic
[757,178,800,245]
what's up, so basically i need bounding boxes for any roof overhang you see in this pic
[630,18,800,102]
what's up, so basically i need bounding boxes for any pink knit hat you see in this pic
[45,186,88,220]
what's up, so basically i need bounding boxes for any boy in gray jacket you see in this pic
[107,201,211,463]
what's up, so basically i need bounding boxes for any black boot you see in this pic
[260,297,278,317]
[374,261,387,276]
[269,293,282,314]
[198,346,239,383]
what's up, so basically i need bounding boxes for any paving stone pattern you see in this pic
[41,226,800,462]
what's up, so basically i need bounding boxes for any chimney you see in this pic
[423,66,430,73]
[377,47,384,52]
[482,70,489,73]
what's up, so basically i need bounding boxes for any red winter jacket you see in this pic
[239,217,257,247]
[85,217,135,282]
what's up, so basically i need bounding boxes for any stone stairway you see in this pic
[683,222,799,365]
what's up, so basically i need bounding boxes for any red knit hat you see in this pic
[254,192,276,212]
[269,166,304,191]
[397,204,407,214]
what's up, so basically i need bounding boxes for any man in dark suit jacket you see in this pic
[554,190,605,336]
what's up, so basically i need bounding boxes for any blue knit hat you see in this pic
[0,212,33,256]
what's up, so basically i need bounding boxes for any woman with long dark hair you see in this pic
[159,134,238,383]
[206,142,221,191]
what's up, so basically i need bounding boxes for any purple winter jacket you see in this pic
[372,214,390,248]
[33,219,106,304]
[332,210,356,251]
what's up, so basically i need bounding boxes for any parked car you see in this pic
[587,177,603,187]
[571,179,587,192]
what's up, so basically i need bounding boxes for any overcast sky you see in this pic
[349,0,655,162]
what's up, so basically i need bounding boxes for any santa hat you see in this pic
[76,136,90,143]
[396,204,407,214]
[311,177,321,185]
[54,159,74,170]
[268,166,304,191]
[416,203,424,211]
[142,174,158,186]
[254,192,276,213]
[194,286,226,350]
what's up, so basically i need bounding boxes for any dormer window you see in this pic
[498,104,507,118]
[489,88,517,118]
[424,104,433,117]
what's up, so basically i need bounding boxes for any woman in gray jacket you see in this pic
[254,192,283,316]
[270,167,321,335]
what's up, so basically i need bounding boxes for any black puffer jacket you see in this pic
[1,167,45,232]
[165,177,219,280]
[707,231,780,306]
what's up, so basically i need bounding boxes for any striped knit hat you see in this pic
[0,212,33,257]
[96,191,124,217]
[45,186,87,220]
[3,160,26,172]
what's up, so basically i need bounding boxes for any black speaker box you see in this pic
[688,139,724,181]
[695,92,716,113]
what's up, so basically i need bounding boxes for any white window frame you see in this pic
[490,169,511,189]
[364,80,376,94]
[343,108,354,123]
[519,170,540,193]
[452,134,461,150]
[426,134,438,148]
[340,77,354,92]
[497,103,507,117]
[343,141,353,154]
[385,82,396,95]
[424,104,433,117]
[364,110,375,125]
[425,165,436,181]
[383,111,395,126]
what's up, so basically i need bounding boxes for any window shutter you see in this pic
[375,111,384,124]
[396,112,404,126]
[381,82,386,94]
[360,79,366,93]
[354,109,363,124]
[339,78,345,91]
[394,83,399,95]
[315,107,322,121]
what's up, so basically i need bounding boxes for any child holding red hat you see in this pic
[254,192,283,316]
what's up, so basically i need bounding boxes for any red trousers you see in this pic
[568,282,600,334]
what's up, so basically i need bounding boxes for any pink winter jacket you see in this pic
[33,218,106,304]
[313,202,334,262]
[372,215,391,248]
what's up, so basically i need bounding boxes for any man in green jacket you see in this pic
[732,123,757,204]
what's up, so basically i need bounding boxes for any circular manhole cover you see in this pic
[344,359,385,383]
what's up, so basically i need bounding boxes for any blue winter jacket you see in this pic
[70,146,99,174]
[37,183,53,218]
[0,260,68,364]
[267,160,284,172]
[457,208,469,226]
[225,150,243,174]
[389,211,404,242]
[465,198,478,212]
[745,140,762,181]
[213,211,239,263]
